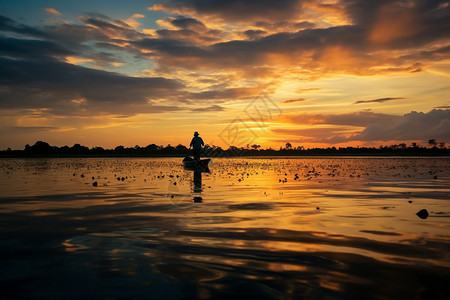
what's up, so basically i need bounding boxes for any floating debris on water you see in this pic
[416,209,429,219]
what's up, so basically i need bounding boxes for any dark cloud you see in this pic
[0,15,46,38]
[243,29,267,40]
[150,0,306,22]
[133,25,366,70]
[0,57,184,115]
[0,14,191,116]
[344,0,450,47]
[44,23,111,47]
[155,28,223,43]
[353,109,450,142]
[191,105,226,112]
[0,36,75,59]
[187,86,267,100]
[254,21,315,32]
[8,126,58,132]
[0,14,142,67]
[133,37,206,57]
[353,97,406,104]
[170,17,207,31]
[141,0,450,75]
[154,17,225,44]
[282,98,305,104]
[435,105,450,109]
[79,14,146,40]
[279,109,450,143]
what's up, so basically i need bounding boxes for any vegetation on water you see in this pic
[1,140,449,157]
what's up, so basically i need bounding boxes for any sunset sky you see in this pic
[1,0,449,150]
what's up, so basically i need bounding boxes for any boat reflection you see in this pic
[184,162,210,203]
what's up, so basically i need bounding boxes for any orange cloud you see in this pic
[65,56,93,65]
[282,98,305,104]
[370,2,421,44]
[124,14,145,29]
[44,8,61,15]
[296,88,321,93]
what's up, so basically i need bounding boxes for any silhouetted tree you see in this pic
[91,146,105,154]
[175,144,188,152]
[428,139,437,148]
[71,143,89,154]
[144,144,159,152]
[114,145,125,152]
[285,142,292,150]
[25,141,53,154]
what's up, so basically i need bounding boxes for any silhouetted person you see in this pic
[189,131,204,160]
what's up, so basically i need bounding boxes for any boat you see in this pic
[182,156,211,171]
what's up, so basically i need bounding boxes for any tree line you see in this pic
[0,140,449,157]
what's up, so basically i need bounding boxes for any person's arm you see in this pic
[201,138,204,146]
[190,138,194,149]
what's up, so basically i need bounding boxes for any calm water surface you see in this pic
[0,157,449,299]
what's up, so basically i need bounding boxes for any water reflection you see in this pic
[0,157,449,299]
[193,171,202,193]
[184,163,210,203]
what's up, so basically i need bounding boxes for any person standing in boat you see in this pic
[189,131,204,160]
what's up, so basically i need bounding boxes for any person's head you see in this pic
[194,131,199,136]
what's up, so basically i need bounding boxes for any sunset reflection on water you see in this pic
[0,157,449,299]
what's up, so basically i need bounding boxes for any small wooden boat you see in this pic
[182,156,211,170]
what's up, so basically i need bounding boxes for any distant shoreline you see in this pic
[1,140,449,158]
[1,153,449,158]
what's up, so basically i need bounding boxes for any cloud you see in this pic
[191,105,226,112]
[254,21,315,32]
[149,0,307,22]
[5,0,450,82]
[0,14,141,67]
[282,111,401,127]
[344,0,450,46]
[187,86,268,100]
[44,8,62,15]
[0,57,184,115]
[155,28,223,44]
[273,127,353,141]
[79,14,146,40]
[124,14,145,29]
[0,15,47,38]
[243,29,267,40]
[296,88,321,93]
[131,22,445,77]
[140,0,450,78]
[8,126,58,131]
[353,97,406,104]
[282,98,305,104]
[0,36,75,59]
[278,109,450,143]
[170,17,207,31]
[353,109,450,142]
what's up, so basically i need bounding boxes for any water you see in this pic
[0,157,449,299]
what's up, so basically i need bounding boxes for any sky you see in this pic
[1,0,450,150]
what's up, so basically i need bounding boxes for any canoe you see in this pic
[182,157,211,170]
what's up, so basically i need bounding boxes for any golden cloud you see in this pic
[44,8,61,15]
